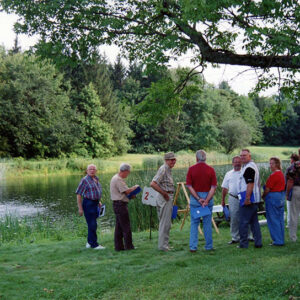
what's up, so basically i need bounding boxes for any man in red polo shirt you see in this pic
[186,150,217,251]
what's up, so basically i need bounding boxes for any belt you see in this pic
[83,198,99,202]
[166,191,174,194]
[229,193,239,199]
[113,200,126,203]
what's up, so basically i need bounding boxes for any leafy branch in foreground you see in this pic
[1,0,299,98]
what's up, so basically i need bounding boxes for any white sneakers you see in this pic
[94,245,105,250]
[86,243,105,250]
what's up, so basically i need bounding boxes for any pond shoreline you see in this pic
[1,146,297,179]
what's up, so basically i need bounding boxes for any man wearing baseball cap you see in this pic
[151,152,176,251]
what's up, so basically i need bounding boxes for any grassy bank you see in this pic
[1,146,298,178]
[0,219,299,299]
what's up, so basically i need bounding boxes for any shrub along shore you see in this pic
[0,146,298,178]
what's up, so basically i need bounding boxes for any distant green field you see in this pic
[0,146,298,178]
[248,145,299,160]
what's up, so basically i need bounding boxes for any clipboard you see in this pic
[127,186,142,199]
[238,191,255,206]
[97,204,106,218]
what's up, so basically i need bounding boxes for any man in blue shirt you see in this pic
[76,164,105,250]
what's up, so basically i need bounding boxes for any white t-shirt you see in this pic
[221,169,241,196]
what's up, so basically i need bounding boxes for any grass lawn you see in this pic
[0,222,299,300]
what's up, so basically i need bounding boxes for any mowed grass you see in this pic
[0,222,299,300]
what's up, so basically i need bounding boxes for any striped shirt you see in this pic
[76,175,102,200]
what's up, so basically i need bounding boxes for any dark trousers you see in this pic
[83,198,99,248]
[239,204,262,248]
[113,201,134,251]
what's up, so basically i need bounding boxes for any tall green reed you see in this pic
[0,214,87,245]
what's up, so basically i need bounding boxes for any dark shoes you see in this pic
[190,249,197,253]
[254,245,263,248]
[269,243,284,247]
[228,240,239,245]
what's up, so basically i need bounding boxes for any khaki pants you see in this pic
[156,193,173,250]
[289,186,300,242]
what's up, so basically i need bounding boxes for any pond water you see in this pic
[0,162,275,222]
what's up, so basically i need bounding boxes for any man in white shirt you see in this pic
[222,156,242,244]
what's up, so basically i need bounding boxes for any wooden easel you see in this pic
[173,182,219,234]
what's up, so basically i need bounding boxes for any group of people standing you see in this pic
[223,149,300,248]
[75,148,300,252]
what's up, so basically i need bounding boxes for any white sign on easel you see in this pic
[142,187,158,207]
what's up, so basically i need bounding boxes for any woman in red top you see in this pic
[262,157,286,246]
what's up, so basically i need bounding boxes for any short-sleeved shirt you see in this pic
[76,175,102,200]
[221,169,240,196]
[110,174,129,203]
[286,163,300,186]
[243,167,255,183]
[152,163,174,193]
[186,162,217,192]
[266,170,285,192]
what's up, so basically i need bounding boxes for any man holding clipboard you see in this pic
[238,149,262,249]
[110,163,140,251]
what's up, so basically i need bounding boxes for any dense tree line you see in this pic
[0,46,298,159]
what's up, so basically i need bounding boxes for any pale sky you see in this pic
[0,11,278,97]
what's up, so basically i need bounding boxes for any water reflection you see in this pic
[0,161,283,221]
[0,175,82,218]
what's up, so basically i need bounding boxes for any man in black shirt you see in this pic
[238,149,262,248]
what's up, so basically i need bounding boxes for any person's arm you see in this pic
[151,181,169,201]
[124,185,140,195]
[286,179,294,201]
[187,186,201,203]
[244,183,254,205]
[243,167,255,205]
[77,194,83,216]
[262,187,270,200]
[221,188,228,207]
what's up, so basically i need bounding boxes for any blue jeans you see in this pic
[265,192,285,245]
[83,198,99,248]
[190,192,213,250]
[239,203,262,248]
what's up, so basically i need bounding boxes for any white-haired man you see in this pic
[110,163,139,251]
[76,164,105,250]
[186,150,217,252]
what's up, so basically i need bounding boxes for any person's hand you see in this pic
[78,208,84,216]
[221,199,225,207]
[244,198,251,206]
[163,191,170,201]
[199,198,207,207]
